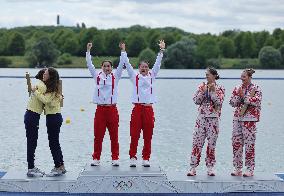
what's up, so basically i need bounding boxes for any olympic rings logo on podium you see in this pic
[113,180,133,191]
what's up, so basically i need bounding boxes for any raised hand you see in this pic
[238,87,244,97]
[31,86,37,93]
[87,43,92,51]
[201,82,207,93]
[119,42,126,51]
[158,40,166,50]
[209,83,216,92]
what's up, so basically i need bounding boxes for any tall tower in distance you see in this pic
[57,15,60,26]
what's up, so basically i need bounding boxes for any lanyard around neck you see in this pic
[205,86,211,102]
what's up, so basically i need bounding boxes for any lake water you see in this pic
[0,68,283,175]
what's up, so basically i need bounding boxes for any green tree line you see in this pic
[0,25,284,68]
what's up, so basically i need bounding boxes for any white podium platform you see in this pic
[67,164,175,193]
[0,169,78,192]
[167,171,284,193]
[0,164,284,194]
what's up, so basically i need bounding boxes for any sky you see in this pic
[0,0,283,34]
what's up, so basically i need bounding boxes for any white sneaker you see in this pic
[91,159,100,166]
[46,167,64,177]
[187,167,196,176]
[27,167,45,177]
[207,167,215,176]
[112,160,119,167]
[130,158,137,167]
[60,165,67,174]
[142,160,150,167]
[243,170,254,177]
[231,169,242,176]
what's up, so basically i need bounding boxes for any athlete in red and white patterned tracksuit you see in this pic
[229,69,262,177]
[187,68,225,176]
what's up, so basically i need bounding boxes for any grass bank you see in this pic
[1,56,259,69]
[0,56,139,68]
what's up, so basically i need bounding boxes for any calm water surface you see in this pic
[0,68,283,174]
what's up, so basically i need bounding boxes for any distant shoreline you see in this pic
[0,56,261,69]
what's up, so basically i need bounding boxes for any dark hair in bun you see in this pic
[35,68,46,81]
[244,68,255,77]
[207,67,220,80]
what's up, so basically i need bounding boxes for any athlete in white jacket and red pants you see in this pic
[86,42,126,167]
[187,67,225,176]
[122,40,165,167]
[229,68,262,177]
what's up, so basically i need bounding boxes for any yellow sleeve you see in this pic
[36,81,47,94]
[34,91,55,104]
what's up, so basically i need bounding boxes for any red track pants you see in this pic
[129,104,155,160]
[93,105,119,160]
